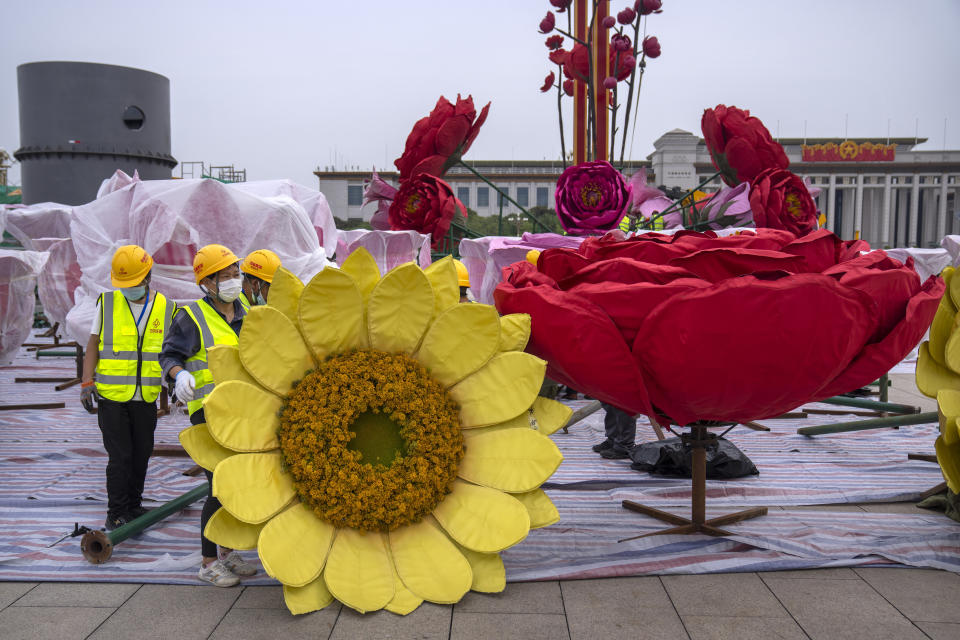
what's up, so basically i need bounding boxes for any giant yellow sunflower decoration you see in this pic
[178,251,569,615]
[917,266,960,494]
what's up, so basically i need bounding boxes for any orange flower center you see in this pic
[785,192,804,220]
[580,182,603,209]
[405,194,421,214]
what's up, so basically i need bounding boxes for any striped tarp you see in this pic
[1,339,957,584]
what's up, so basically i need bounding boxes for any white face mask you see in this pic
[205,277,242,303]
[121,284,147,301]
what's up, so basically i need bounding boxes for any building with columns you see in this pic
[315,130,959,248]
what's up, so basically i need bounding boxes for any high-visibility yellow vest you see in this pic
[95,290,174,403]
[619,214,664,233]
[238,292,251,310]
[181,299,240,415]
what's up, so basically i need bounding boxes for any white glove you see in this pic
[175,370,196,402]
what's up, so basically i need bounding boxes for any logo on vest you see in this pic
[149,317,163,334]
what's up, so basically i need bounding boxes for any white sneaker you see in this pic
[220,550,257,577]
[198,559,240,587]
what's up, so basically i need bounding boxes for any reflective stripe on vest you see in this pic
[239,292,251,311]
[182,300,240,415]
[95,290,173,403]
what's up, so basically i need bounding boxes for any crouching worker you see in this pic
[159,244,255,587]
[81,245,174,530]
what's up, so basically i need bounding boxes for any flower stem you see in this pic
[609,50,620,160]
[618,13,644,167]
[556,64,567,170]
[457,160,552,233]
[554,27,588,47]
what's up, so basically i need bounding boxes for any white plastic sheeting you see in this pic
[335,230,433,274]
[1,203,73,250]
[458,233,585,305]
[0,250,48,365]
[66,176,335,342]
[886,247,951,283]
[232,180,337,257]
[37,238,82,330]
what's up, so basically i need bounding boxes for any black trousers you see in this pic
[190,409,222,558]
[97,397,157,517]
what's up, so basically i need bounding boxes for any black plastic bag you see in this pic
[629,436,758,479]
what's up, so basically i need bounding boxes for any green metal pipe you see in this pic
[81,482,209,563]
[817,395,919,414]
[798,411,937,437]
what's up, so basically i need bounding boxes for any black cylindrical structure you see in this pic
[15,61,177,205]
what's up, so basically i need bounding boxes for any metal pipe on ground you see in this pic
[797,411,938,437]
[816,395,919,414]
[81,482,208,563]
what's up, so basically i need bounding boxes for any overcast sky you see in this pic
[2,0,958,190]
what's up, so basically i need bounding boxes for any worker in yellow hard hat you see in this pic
[80,245,175,531]
[454,259,472,303]
[240,249,280,307]
[159,243,255,587]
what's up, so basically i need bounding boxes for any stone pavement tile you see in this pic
[451,612,568,640]
[761,568,860,580]
[0,582,36,609]
[561,577,686,640]
[210,606,339,639]
[455,581,564,614]
[88,584,241,640]
[782,504,865,512]
[916,621,960,639]
[14,582,139,607]
[330,602,451,640]
[858,502,932,514]
[233,585,284,609]
[681,614,807,640]
[762,577,927,640]
[661,574,787,617]
[0,606,113,640]
[854,567,960,623]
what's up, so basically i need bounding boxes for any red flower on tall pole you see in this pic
[702,104,789,186]
[388,174,466,249]
[394,95,491,181]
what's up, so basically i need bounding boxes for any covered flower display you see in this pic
[180,252,567,615]
[495,229,943,426]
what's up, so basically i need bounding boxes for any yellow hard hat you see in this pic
[453,259,470,288]
[241,249,281,283]
[193,244,239,284]
[111,245,153,287]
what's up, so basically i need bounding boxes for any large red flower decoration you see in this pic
[701,104,790,187]
[388,174,466,249]
[750,168,818,237]
[394,95,491,181]
[494,229,943,425]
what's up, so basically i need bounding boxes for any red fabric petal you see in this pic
[668,248,806,282]
[557,258,695,288]
[631,275,878,424]
[815,276,945,398]
[434,117,471,156]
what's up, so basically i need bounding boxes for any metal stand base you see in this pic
[619,423,768,542]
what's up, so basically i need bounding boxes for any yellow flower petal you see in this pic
[299,267,366,359]
[462,411,532,433]
[207,345,258,387]
[367,262,434,353]
[323,529,395,613]
[212,451,295,524]
[935,435,960,493]
[510,489,560,529]
[423,256,460,316]
[917,341,960,398]
[432,479,530,553]
[944,321,960,375]
[416,304,501,387]
[385,564,423,616]
[949,266,960,311]
[454,544,505,593]
[267,266,305,326]
[498,314,531,352]
[532,397,572,436]
[283,576,335,615]
[340,247,381,301]
[203,380,282,452]
[258,502,335,587]
[178,423,233,472]
[939,390,960,446]
[459,429,563,493]
[239,306,315,396]
[389,517,472,604]
[204,507,264,550]
[450,352,546,428]
[928,269,957,365]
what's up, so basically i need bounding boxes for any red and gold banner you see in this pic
[801,140,896,162]
[573,0,609,164]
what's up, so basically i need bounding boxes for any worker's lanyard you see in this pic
[134,292,149,328]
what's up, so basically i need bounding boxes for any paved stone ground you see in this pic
[2,373,957,639]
